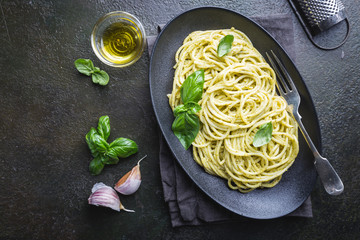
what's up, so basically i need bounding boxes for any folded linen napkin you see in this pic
[148,13,313,227]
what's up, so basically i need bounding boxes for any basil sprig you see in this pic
[180,70,204,103]
[217,34,234,57]
[97,115,110,141]
[252,122,273,147]
[172,70,204,149]
[85,115,138,175]
[75,58,109,86]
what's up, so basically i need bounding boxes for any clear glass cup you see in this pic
[91,11,146,67]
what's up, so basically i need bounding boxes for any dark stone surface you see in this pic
[0,0,359,239]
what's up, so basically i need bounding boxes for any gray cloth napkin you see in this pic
[148,14,313,227]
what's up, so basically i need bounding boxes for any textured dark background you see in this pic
[0,0,359,239]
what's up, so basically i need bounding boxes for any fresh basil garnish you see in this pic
[253,122,273,147]
[85,127,100,158]
[217,35,234,57]
[75,58,110,86]
[108,138,138,158]
[172,70,204,150]
[97,115,111,141]
[174,102,201,116]
[90,132,110,154]
[74,58,94,76]
[91,70,109,86]
[173,104,188,116]
[180,69,205,103]
[102,156,119,165]
[172,111,200,150]
[85,115,138,175]
[89,155,106,176]
[184,102,202,115]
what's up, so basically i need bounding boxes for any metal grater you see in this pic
[287,0,350,50]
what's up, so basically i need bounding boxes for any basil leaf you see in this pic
[97,115,110,141]
[75,58,95,76]
[172,111,200,150]
[85,127,100,158]
[105,145,120,161]
[75,58,110,86]
[103,156,119,165]
[217,35,234,57]
[173,104,187,117]
[173,70,204,149]
[92,70,109,86]
[184,102,201,114]
[174,102,201,117]
[89,132,110,154]
[108,137,138,158]
[253,122,273,147]
[180,70,204,104]
[89,155,106,175]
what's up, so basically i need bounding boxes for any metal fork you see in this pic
[266,50,344,195]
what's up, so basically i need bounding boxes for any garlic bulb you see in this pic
[88,182,134,212]
[114,155,147,195]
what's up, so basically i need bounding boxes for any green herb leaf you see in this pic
[75,58,95,76]
[108,138,138,158]
[74,58,110,85]
[184,102,201,114]
[172,111,200,150]
[174,102,201,117]
[97,115,110,141]
[253,122,273,147]
[217,35,234,57]
[180,70,204,104]
[102,156,119,165]
[85,116,138,175]
[91,70,109,86]
[85,127,100,157]
[173,104,188,116]
[172,70,204,149]
[89,131,110,154]
[89,155,106,175]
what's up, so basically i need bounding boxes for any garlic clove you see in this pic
[114,155,147,195]
[88,182,134,212]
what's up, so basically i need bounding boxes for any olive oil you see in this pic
[101,22,142,64]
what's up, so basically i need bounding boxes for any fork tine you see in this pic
[265,52,289,96]
[269,50,297,93]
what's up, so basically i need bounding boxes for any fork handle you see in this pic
[295,115,344,195]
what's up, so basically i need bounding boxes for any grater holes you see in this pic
[298,0,342,26]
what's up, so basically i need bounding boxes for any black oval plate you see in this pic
[149,7,320,219]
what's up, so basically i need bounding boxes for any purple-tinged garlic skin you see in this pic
[88,182,121,211]
[114,155,146,195]
[115,173,141,195]
[88,182,134,212]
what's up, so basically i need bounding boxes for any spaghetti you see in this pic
[168,28,299,193]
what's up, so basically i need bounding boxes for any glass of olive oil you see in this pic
[91,11,146,67]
